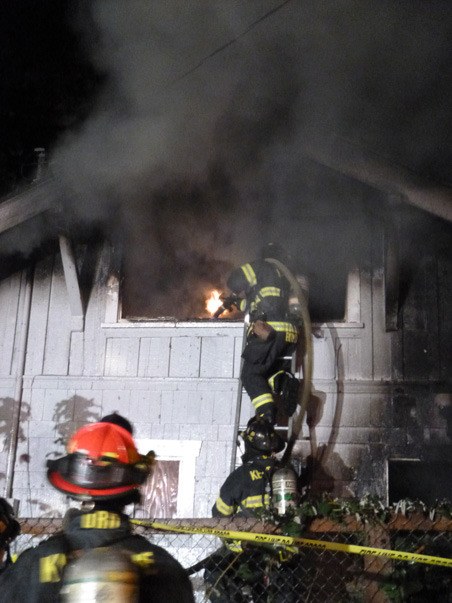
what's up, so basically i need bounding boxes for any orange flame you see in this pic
[206,290,223,316]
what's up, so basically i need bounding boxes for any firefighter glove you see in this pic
[221,294,240,311]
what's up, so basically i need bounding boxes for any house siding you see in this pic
[0,240,450,517]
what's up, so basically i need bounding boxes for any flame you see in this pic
[206,289,223,316]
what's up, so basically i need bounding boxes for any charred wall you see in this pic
[0,223,450,513]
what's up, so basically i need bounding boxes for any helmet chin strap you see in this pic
[241,442,272,463]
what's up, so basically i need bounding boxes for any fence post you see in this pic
[363,524,392,602]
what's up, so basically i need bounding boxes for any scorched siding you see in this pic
[0,239,450,515]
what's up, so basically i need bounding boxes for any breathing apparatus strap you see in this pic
[262,465,273,510]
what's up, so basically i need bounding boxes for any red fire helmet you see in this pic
[47,422,152,501]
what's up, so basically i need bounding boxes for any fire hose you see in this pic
[264,258,314,465]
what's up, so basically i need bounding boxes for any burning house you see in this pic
[0,2,451,524]
[0,161,450,521]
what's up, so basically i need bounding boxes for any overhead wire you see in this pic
[172,0,294,85]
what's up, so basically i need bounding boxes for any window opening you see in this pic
[132,439,201,518]
[388,459,452,505]
[119,259,350,323]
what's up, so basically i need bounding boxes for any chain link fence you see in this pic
[10,515,452,602]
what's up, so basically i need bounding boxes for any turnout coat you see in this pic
[0,508,194,603]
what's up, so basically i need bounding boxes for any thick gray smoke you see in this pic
[49,0,450,318]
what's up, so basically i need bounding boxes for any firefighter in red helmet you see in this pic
[0,422,194,602]
[222,244,299,424]
[47,421,148,502]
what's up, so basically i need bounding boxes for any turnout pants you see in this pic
[241,331,296,418]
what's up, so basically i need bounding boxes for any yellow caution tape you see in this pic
[132,520,452,568]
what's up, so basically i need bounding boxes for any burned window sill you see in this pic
[101,319,246,328]
[101,319,364,329]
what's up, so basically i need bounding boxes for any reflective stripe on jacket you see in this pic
[227,260,292,322]
[212,458,275,519]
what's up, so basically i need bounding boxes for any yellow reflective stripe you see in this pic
[215,497,234,516]
[239,299,247,312]
[268,370,285,392]
[80,511,121,529]
[225,540,243,553]
[39,553,67,583]
[278,547,297,562]
[131,551,155,568]
[258,287,281,297]
[267,321,298,343]
[242,494,271,508]
[267,321,297,333]
[241,263,257,286]
[259,287,281,297]
[252,393,273,410]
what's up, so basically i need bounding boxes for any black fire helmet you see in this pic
[243,417,285,454]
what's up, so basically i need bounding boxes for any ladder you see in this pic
[228,265,313,471]
[230,345,300,471]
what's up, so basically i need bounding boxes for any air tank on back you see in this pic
[272,467,299,515]
[60,547,138,602]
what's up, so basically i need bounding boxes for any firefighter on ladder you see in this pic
[205,417,301,602]
[0,421,194,602]
[220,243,300,425]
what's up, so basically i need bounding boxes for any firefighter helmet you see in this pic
[243,417,285,454]
[100,412,134,435]
[0,498,20,548]
[47,423,152,501]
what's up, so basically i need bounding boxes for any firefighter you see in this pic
[224,243,299,424]
[0,498,20,574]
[212,417,285,519]
[0,422,194,602]
[205,418,300,602]
[100,411,134,434]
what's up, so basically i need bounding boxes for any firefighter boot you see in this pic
[257,404,277,425]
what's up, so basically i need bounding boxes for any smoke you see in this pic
[47,0,450,318]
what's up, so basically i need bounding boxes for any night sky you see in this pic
[0,1,451,318]
[0,2,101,192]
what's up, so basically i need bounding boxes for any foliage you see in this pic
[255,494,452,602]
[380,532,452,602]
[256,493,452,535]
